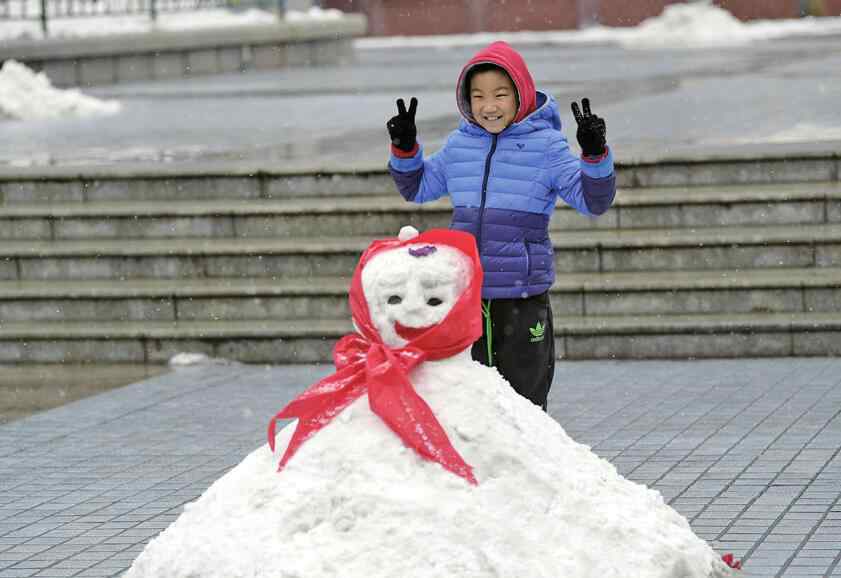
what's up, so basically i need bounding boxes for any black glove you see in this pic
[386,97,418,152]
[571,98,607,157]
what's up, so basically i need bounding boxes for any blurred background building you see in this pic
[320,0,841,36]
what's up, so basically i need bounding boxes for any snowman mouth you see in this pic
[394,322,434,341]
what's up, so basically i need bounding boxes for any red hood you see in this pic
[456,41,537,126]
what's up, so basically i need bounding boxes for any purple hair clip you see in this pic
[408,245,437,258]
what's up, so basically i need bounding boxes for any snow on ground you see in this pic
[0,60,120,120]
[356,2,841,50]
[0,6,341,41]
[285,6,342,23]
[729,123,841,145]
[168,352,239,367]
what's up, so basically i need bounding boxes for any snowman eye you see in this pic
[427,297,443,306]
[387,295,402,305]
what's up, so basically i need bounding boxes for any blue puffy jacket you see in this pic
[390,90,616,300]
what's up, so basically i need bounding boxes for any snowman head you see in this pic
[360,227,473,348]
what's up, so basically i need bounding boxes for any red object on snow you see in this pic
[267,229,484,485]
[721,553,742,570]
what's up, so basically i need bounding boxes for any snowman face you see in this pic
[361,244,472,348]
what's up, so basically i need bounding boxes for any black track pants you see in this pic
[471,291,555,410]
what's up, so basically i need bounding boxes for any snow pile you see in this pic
[168,352,238,367]
[155,8,277,32]
[123,228,734,578]
[611,1,841,48]
[168,352,213,366]
[760,123,841,143]
[123,352,733,578]
[285,6,344,22]
[618,1,753,48]
[0,60,120,120]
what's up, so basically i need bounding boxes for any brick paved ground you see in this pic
[1,358,840,578]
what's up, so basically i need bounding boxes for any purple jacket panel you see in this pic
[389,164,423,202]
[452,206,553,299]
[581,173,617,215]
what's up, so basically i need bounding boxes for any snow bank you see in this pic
[618,1,753,48]
[285,6,343,22]
[0,60,120,121]
[168,352,238,367]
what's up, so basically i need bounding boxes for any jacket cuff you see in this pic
[580,146,614,179]
[391,143,419,158]
[390,143,424,172]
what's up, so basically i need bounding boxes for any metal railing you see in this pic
[0,0,287,36]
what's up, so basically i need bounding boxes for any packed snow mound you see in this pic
[285,6,344,22]
[608,1,841,49]
[123,353,735,578]
[167,352,238,367]
[0,60,120,120]
[618,1,751,48]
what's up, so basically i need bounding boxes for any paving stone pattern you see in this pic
[1,358,840,577]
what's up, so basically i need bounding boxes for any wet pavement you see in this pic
[0,365,168,426]
[1,358,840,577]
[2,33,841,170]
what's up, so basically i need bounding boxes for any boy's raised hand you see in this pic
[571,98,607,157]
[387,97,418,153]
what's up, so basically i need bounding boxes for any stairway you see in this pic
[1,170,840,363]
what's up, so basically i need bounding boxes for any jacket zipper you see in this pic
[476,134,498,251]
[524,240,531,277]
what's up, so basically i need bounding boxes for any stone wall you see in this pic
[0,14,367,87]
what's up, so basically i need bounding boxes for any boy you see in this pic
[386,41,615,410]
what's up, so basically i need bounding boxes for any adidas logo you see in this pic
[529,321,545,343]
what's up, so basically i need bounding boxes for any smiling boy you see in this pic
[468,64,518,133]
[385,41,616,410]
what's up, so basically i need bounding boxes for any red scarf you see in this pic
[268,229,484,485]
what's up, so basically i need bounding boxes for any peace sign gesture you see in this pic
[387,97,418,153]
[571,97,607,157]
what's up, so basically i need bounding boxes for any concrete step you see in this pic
[2,268,840,322]
[2,223,841,281]
[0,198,452,240]
[551,267,841,317]
[2,153,839,204]
[4,158,839,363]
[3,182,841,240]
[0,170,400,204]
[0,277,350,322]
[2,312,838,364]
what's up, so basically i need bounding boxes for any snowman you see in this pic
[123,227,739,578]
